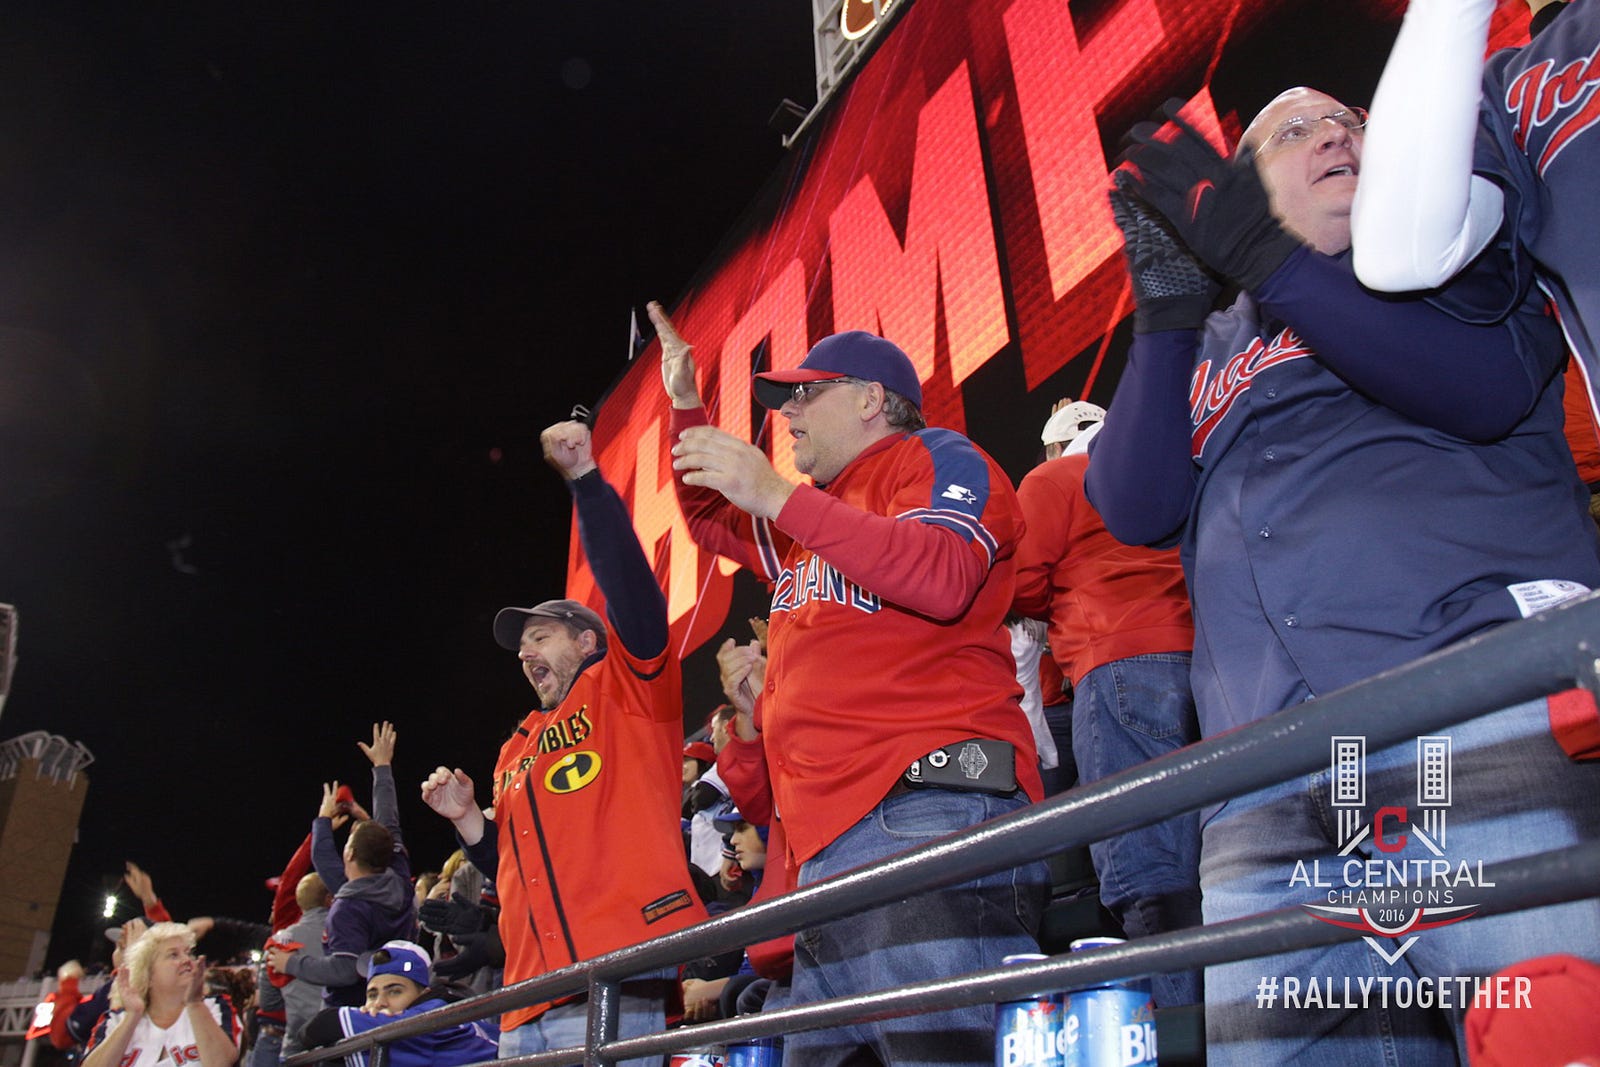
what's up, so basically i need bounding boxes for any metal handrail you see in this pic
[557,840,1600,1067]
[284,591,1600,1066]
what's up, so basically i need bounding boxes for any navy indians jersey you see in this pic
[1477,0,1600,420]
[1179,289,1599,735]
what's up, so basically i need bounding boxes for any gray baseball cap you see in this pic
[493,599,608,651]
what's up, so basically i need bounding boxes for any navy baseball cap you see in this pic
[362,940,431,986]
[493,599,608,651]
[711,802,746,833]
[752,331,923,411]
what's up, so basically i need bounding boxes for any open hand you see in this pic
[717,637,766,729]
[421,767,478,822]
[649,301,702,409]
[672,425,795,518]
[265,944,294,978]
[182,954,209,1004]
[318,782,345,821]
[114,965,146,1018]
[358,721,397,767]
[123,862,158,907]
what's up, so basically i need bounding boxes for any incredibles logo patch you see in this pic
[543,750,602,794]
[641,890,694,924]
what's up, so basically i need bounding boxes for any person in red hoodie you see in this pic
[1011,398,1202,1008]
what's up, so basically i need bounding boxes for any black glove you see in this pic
[433,927,505,978]
[1107,169,1218,333]
[418,893,488,938]
[1120,100,1302,291]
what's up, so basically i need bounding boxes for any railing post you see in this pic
[587,976,622,1067]
[370,1042,389,1067]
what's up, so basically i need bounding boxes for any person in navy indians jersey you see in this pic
[1091,89,1600,1065]
[651,302,1048,1067]
[1352,0,1600,424]
[84,922,240,1067]
[420,419,705,1063]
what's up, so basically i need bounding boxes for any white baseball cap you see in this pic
[1041,401,1106,447]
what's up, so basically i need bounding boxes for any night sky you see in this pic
[0,0,814,967]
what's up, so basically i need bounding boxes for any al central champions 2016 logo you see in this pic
[1292,736,1492,963]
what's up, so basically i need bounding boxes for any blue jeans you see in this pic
[496,974,675,1067]
[788,788,1050,1067]
[1038,701,1077,796]
[249,1029,282,1067]
[1201,697,1600,1066]
[1072,653,1203,1007]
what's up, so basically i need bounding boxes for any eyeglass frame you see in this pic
[1254,106,1368,156]
[787,377,869,405]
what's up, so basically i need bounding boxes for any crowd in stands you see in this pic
[27,5,1600,1063]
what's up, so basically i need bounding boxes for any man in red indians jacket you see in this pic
[1011,400,1202,1010]
[651,302,1048,1067]
[421,420,705,1062]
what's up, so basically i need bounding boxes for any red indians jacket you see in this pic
[672,406,1041,867]
[1012,452,1193,686]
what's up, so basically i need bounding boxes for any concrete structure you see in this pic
[0,733,93,981]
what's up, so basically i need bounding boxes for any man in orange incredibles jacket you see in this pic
[421,420,705,1062]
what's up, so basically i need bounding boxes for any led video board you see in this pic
[566,0,1533,685]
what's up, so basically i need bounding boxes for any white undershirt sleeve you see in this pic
[1352,0,1507,291]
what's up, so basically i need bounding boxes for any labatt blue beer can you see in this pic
[726,1037,782,1067]
[1062,938,1157,1067]
[670,1047,726,1067]
[996,953,1066,1067]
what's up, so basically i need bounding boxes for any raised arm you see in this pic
[421,766,497,876]
[651,300,792,580]
[1255,246,1561,439]
[716,634,772,824]
[310,783,348,894]
[181,967,239,1066]
[768,468,998,621]
[1085,331,1200,547]
[1351,0,1504,291]
[542,420,668,659]
[82,971,144,1067]
[122,862,171,924]
[359,722,403,842]
[1120,117,1562,441]
[1082,172,1209,546]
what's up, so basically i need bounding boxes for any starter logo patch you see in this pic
[543,750,602,794]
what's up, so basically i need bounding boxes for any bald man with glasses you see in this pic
[653,306,1048,1067]
[1089,89,1600,1065]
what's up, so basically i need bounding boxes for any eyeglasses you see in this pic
[788,378,863,405]
[1255,107,1368,155]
